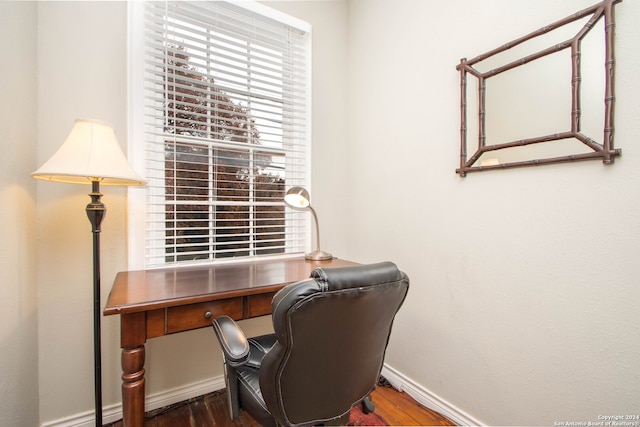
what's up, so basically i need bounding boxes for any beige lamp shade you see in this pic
[32,118,145,186]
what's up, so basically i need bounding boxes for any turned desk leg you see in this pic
[121,312,146,427]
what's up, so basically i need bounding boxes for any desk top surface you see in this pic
[104,257,357,315]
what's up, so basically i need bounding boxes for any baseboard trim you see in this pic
[44,367,480,427]
[381,364,483,426]
[41,376,226,427]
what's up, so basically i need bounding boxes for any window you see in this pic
[129,1,311,268]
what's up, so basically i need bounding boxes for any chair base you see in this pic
[362,396,375,414]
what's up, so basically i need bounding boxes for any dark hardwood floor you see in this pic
[105,385,455,426]
[370,386,455,426]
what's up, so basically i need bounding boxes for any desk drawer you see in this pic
[245,292,277,318]
[166,298,243,333]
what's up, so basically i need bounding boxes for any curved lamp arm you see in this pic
[303,205,332,260]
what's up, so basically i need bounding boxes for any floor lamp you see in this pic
[32,119,145,426]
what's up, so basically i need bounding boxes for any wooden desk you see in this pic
[104,256,357,427]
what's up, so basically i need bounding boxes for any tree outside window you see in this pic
[163,46,285,262]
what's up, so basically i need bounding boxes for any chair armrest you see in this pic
[211,315,250,366]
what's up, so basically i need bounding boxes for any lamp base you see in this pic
[305,250,333,261]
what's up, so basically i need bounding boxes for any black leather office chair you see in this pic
[211,261,409,427]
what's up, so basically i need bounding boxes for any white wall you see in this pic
[346,0,640,425]
[0,2,39,426]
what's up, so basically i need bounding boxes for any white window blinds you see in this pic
[141,1,310,266]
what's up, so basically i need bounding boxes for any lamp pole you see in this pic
[86,179,105,427]
[306,206,332,260]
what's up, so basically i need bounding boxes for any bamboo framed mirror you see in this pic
[456,0,622,177]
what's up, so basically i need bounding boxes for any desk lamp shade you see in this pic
[284,186,332,261]
[32,118,145,186]
[284,186,311,209]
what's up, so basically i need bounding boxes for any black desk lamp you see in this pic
[32,118,145,426]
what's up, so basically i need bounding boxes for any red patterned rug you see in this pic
[348,404,389,426]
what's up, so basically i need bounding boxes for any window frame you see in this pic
[127,0,312,270]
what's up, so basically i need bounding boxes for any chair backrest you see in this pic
[259,262,409,426]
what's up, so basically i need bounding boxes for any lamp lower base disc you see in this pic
[305,250,333,261]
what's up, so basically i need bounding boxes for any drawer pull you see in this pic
[205,311,212,319]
